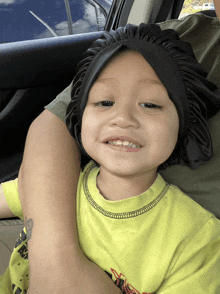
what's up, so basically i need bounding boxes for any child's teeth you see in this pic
[122,141,130,146]
[107,140,141,148]
[117,140,123,145]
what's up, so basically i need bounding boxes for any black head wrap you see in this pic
[66,23,220,171]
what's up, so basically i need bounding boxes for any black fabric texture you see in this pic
[66,23,220,171]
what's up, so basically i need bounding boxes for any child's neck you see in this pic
[96,167,157,201]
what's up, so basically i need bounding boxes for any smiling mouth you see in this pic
[105,142,142,152]
[105,140,141,149]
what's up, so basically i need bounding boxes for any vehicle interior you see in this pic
[0,0,218,276]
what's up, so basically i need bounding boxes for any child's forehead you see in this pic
[90,50,167,93]
[94,50,162,83]
[91,77,165,93]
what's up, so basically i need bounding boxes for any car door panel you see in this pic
[0,31,104,184]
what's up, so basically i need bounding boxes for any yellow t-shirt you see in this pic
[0,179,29,293]
[1,160,220,293]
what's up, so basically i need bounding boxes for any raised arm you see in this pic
[18,109,121,293]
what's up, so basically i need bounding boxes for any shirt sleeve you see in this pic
[44,81,72,124]
[157,216,220,293]
[1,178,24,222]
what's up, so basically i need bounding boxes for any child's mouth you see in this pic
[105,142,142,153]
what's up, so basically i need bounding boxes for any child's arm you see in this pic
[18,109,121,294]
[0,184,16,219]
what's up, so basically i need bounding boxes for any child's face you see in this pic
[81,50,179,178]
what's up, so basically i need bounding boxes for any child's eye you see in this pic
[94,101,161,109]
[140,103,161,109]
[94,100,114,107]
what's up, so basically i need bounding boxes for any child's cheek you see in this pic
[81,109,98,154]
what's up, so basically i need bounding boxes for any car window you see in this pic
[0,0,113,44]
[179,0,214,19]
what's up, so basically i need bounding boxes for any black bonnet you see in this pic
[66,23,220,170]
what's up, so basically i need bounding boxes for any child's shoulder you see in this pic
[160,173,216,231]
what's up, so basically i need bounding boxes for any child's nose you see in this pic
[111,105,139,128]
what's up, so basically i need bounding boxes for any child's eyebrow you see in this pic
[138,78,164,86]
[96,78,164,87]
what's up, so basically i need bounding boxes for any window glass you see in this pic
[0,0,113,44]
[179,0,214,19]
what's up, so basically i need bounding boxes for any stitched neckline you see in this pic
[83,162,170,219]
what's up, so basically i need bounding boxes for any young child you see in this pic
[1,23,220,293]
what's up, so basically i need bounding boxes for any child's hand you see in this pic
[27,250,121,294]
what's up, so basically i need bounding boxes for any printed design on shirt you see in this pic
[84,162,170,219]
[105,268,153,294]
[12,283,28,294]
[11,227,29,293]
[14,227,28,259]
